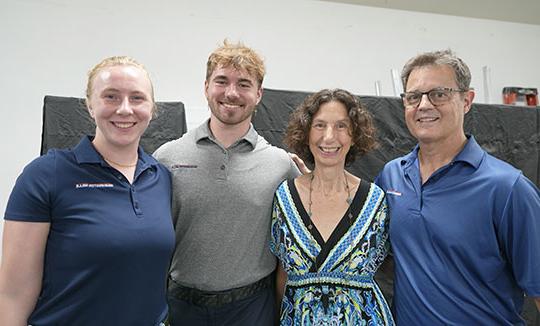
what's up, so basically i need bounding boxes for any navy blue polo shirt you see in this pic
[376,136,540,325]
[4,136,175,325]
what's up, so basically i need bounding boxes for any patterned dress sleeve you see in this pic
[269,195,283,260]
[368,190,391,272]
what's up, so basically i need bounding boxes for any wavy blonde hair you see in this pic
[206,40,265,87]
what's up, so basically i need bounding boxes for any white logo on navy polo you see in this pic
[75,183,114,188]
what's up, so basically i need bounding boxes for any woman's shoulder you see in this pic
[293,174,310,188]
[22,149,63,175]
[357,178,385,199]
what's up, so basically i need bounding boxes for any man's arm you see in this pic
[501,175,540,315]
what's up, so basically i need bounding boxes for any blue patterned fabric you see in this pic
[270,179,394,326]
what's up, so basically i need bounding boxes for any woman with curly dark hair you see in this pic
[270,89,393,325]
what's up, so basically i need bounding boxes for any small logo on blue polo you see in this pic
[171,164,198,169]
[75,183,114,188]
[386,189,402,196]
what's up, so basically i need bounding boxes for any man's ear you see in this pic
[204,80,209,101]
[255,87,263,105]
[463,90,475,114]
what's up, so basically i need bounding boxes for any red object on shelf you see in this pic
[502,87,538,107]
[526,93,538,106]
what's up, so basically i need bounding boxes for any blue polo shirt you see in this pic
[4,136,175,326]
[376,136,540,325]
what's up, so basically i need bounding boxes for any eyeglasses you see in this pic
[400,87,467,108]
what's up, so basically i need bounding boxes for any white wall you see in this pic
[1,0,539,253]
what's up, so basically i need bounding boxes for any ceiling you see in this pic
[319,0,540,25]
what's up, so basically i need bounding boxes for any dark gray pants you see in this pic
[167,286,275,326]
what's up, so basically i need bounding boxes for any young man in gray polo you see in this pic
[154,41,300,325]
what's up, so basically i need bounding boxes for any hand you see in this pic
[289,153,311,175]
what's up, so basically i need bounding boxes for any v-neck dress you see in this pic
[270,178,393,326]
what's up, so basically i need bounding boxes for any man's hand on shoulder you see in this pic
[289,153,311,175]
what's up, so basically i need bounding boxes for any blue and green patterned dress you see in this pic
[270,178,394,326]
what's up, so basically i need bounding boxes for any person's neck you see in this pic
[208,117,251,149]
[418,134,467,183]
[311,166,348,195]
[92,137,139,167]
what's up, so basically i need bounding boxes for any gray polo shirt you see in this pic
[154,120,299,291]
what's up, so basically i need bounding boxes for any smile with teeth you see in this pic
[417,117,438,122]
[112,122,136,129]
[319,146,341,153]
[220,102,242,109]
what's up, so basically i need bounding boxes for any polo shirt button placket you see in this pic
[130,186,143,216]
[219,150,228,178]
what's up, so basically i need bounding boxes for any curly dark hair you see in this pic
[284,88,377,166]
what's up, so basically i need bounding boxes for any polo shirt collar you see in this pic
[194,119,258,148]
[452,135,484,169]
[73,135,158,169]
[400,135,484,170]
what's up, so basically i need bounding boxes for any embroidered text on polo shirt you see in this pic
[171,164,198,169]
[75,183,114,188]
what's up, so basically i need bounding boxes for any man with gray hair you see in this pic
[376,49,540,324]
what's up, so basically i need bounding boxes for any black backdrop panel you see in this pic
[40,96,187,154]
[253,88,539,186]
[253,88,540,326]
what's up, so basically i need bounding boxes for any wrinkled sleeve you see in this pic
[499,174,540,297]
[287,156,302,179]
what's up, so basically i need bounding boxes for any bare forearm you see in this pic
[535,298,540,312]
[0,221,49,326]
[276,265,287,301]
[0,270,41,326]
[0,295,33,326]
[275,265,287,316]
